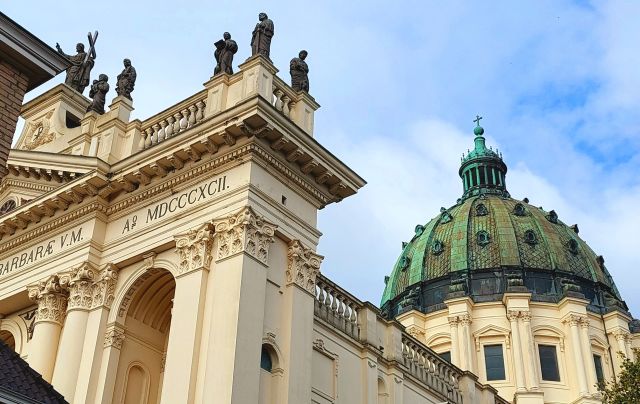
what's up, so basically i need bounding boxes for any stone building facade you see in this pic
[0,53,507,404]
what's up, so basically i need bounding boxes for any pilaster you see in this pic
[281,240,323,404]
[202,207,277,404]
[507,310,527,392]
[564,314,589,396]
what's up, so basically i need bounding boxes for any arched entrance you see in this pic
[0,330,15,350]
[113,269,175,404]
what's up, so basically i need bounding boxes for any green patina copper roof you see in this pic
[380,120,621,307]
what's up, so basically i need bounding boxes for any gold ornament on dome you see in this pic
[24,110,55,150]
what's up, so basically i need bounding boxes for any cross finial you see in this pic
[473,115,483,127]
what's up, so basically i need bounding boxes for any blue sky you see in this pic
[6,1,640,314]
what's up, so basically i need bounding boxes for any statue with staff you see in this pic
[56,31,98,95]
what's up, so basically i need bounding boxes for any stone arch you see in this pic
[109,256,178,325]
[259,336,284,404]
[111,265,176,404]
[0,318,23,354]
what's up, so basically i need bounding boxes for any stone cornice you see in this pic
[286,239,323,294]
[213,206,277,265]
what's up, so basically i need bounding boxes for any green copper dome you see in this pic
[381,121,625,317]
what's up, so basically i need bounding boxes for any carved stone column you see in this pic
[448,316,460,367]
[75,264,119,404]
[202,207,277,404]
[611,329,630,374]
[579,318,597,394]
[508,310,526,391]
[94,322,125,404]
[52,263,98,401]
[160,224,213,404]
[567,314,588,395]
[281,240,323,404]
[27,275,68,382]
[519,311,539,390]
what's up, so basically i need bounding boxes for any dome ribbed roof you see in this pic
[380,194,621,306]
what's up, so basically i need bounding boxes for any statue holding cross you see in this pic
[56,31,98,95]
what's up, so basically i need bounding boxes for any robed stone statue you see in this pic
[214,32,238,76]
[116,59,137,100]
[87,74,109,114]
[251,13,274,59]
[290,50,309,92]
[56,35,97,95]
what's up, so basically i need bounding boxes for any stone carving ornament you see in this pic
[213,207,277,265]
[251,12,274,59]
[104,324,125,349]
[27,275,68,325]
[24,110,55,150]
[92,264,119,309]
[174,225,213,275]
[62,263,97,311]
[286,239,323,294]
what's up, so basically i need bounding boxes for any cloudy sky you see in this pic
[6,1,640,313]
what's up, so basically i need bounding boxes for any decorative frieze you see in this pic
[27,275,68,325]
[286,239,323,294]
[104,323,125,349]
[213,207,277,265]
[174,224,213,275]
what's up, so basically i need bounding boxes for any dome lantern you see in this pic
[459,116,508,200]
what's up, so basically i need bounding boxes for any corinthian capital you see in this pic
[565,314,585,327]
[104,323,125,349]
[213,207,277,265]
[64,262,98,311]
[286,239,323,294]
[174,224,214,275]
[92,264,119,309]
[507,310,520,322]
[459,313,472,326]
[27,275,68,325]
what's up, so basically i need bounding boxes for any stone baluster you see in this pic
[151,124,160,145]
[196,100,205,122]
[282,95,291,117]
[144,127,153,148]
[173,112,182,134]
[274,89,284,112]
[164,116,174,138]
[188,105,197,127]
[137,132,146,151]
[180,109,189,130]
[157,122,166,143]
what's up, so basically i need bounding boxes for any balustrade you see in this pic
[271,79,295,119]
[314,276,360,340]
[401,334,463,403]
[139,95,207,150]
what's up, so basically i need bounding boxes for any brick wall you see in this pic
[0,60,29,179]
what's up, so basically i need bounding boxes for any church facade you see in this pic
[0,52,508,404]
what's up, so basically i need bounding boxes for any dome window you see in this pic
[476,230,491,246]
[414,224,425,237]
[546,210,559,224]
[432,240,445,255]
[440,207,453,223]
[568,239,579,255]
[399,255,411,271]
[513,203,526,216]
[475,203,488,216]
[524,230,537,245]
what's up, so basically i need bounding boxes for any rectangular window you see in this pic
[484,344,505,380]
[538,344,560,381]
[439,351,451,363]
[593,354,605,384]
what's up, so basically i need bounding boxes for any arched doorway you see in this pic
[0,330,15,350]
[113,269,175,404]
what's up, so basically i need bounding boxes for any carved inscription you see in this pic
[0,226,85,277]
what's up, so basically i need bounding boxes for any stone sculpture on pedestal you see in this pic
[86,74,109,114]
[214,32,238,76]
[116,59,137,100]
[251,12,274,60]
[290,50,309,92]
